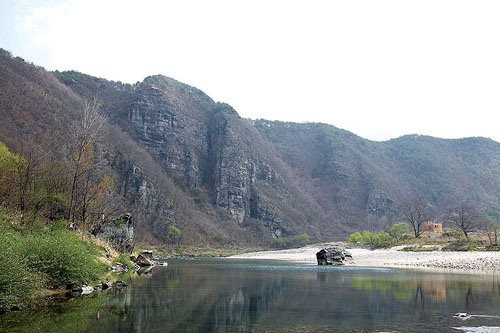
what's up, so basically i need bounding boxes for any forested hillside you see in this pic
[2,48,500,246]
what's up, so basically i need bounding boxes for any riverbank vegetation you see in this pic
[347,222,410,248]
[347,220,500,251]
[0,212,108,312]
[0,129,120,312]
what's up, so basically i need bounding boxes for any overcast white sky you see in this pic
[1,0,500,142]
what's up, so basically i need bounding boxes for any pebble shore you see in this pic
[230,244,500,273]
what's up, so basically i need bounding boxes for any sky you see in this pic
[1,0,500,142]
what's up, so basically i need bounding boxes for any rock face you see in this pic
[92,214,135,253]
[316,246,354,265]
[127,77,292,238]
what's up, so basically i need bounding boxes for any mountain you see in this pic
[2,48,500,245]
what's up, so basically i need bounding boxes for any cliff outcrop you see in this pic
[92,214,135,253]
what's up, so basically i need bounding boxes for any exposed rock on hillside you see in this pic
[92,214,135,253]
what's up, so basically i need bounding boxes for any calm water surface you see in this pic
[3,259,500,332]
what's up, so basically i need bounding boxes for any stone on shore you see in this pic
[316,245,354,265]
[114,281,127,289]
[81,285,94,295]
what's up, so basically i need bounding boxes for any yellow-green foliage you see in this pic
[389,222,410,242]
[348,229,392,248]
[168,225,182,246]
[348,231,363,243]
[348,222,411,248]
[0,142,18,202]
[0,141,18,166]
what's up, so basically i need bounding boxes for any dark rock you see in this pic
[135,250,156,267]
[102,282,113,290]
[91,213,135,253]
[135,255,154,266]
[316,246,354,265]
[71,284,82,292]
[69,283,94,295]
[114,281,127,289]
[111,262,129,273]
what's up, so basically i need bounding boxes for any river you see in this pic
[2,259,500,332]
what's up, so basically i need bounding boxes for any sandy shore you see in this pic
[230,243,500,273]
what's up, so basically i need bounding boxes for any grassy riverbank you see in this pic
[0,217,109,312]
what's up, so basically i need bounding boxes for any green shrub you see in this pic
[361,230,373,245]
[0,227,41,310]
[24,230,107,286]
[390,222,410,243]
[348,231,363,243]
[372,230,392,248]
[349,230,393,248]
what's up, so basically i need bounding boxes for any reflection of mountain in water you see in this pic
[93,261,500,332]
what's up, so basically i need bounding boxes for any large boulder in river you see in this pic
[316,245,353,265]
[92,213,135,253]
[134,250,157,267]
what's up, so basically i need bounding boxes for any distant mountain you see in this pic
[2,48,500,245]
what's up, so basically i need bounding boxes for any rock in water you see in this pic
[316,246,354,265]
[134,250,157,267]
[92,213,135,253]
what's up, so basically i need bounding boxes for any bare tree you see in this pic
[67,96,103,225]
[80,173,120,232]
[482,215,499,247]
[399,199,430,238]
[445,203,478,240]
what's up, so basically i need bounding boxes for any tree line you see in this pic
[349,198,500,248]
[399,198,499,244]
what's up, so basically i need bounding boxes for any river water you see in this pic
[2,259,500,332]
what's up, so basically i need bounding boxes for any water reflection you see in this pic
[3,260,500,332]
[93,261,500,332]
